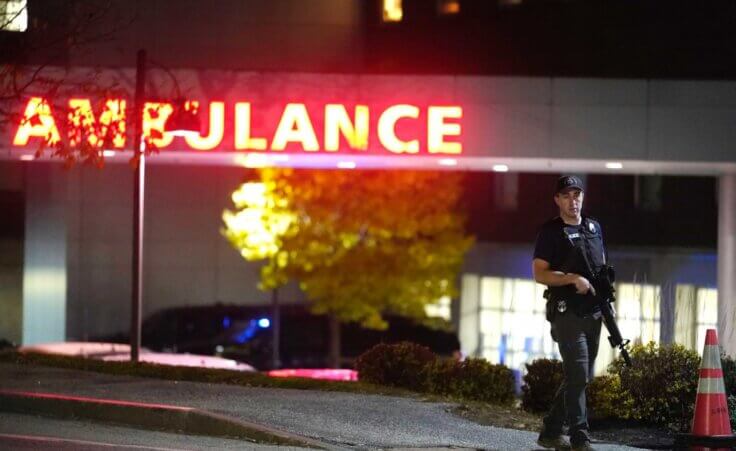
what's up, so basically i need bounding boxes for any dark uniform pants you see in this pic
[544,311,602,442]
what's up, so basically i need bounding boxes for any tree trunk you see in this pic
[328,313,341,368]
[271,288,281,370]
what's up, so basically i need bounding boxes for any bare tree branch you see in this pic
[0,1,139,166]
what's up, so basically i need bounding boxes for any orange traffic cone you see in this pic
[692,329,732,438]
[675,329,736,450]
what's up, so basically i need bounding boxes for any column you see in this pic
[459,274,481,357]
[718,174,736,356]
[22,163,67,345]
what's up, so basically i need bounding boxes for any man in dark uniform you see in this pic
[533,175,607,451]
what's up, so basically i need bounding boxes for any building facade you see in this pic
[2,0,736,372]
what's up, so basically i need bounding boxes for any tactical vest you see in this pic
[549,216,606,316]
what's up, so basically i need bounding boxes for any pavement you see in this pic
[0,412,302,450]
[0,362,643,450]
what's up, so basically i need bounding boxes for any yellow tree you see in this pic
[222,168,474,368]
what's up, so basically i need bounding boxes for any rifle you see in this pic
[589,265,633,367]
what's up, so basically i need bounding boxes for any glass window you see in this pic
[460,277,675,377]
[634,175,663,212]
[438,0,460,15]
[695,288,718,352]
[615,283,661,345]
[674,284,697,349]
[498,0,524,8]
[595,282,661,374]
[478,277,559,371]
[382,0,403,23]
[1,0,27,32]
[494,173,519,211]
[674,285,717,352]
[425,296,452,321]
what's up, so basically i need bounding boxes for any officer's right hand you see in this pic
[572,275,596,295]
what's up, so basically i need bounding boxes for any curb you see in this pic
[0,390,329,449]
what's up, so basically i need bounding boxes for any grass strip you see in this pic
[0,350,412,397]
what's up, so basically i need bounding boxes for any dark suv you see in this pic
[139,303,460,370]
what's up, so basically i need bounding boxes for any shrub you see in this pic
[587,374,632,421]
[459,358,516,405]
[721,353,736,398]
[521,358,564,413]
[426,357,516,405]
[424,358,461,395]
[721,353,736,430]
[355,341,437,390]
[609,342,700,431]
[729,394,736,432]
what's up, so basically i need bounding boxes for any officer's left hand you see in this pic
[572,275,596,295]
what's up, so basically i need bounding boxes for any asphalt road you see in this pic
[0,363,640,450]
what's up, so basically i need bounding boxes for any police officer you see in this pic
[533,175,607,451]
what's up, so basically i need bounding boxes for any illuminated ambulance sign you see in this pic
[12,97,463,155]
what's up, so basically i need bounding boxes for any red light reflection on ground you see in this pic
[267,368,358,381]
[0,390,193,411]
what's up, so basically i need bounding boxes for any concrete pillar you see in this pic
[718,174,736,356]
[459,274,481,357]
[22,163,67,345]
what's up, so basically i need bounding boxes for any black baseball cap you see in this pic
[555,175,584,194]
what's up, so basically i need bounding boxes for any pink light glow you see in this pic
[20,342,255,372]
[267,368,359,381]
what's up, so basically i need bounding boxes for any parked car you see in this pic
[135,303,460,370]
[0,338,16,351]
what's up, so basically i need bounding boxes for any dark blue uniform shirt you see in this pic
[533,216,607,316]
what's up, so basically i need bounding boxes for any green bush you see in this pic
[728,395,736,432]
[609,342,700,431]
[356,343,516,404]
[520,358,564,413]
[587,374,632,421]
[455,358,516,405]
[424,358,461,395]
[721,353,736,397]
[722,354,736,430]
[354,341,437,390]
[426,357,516,405]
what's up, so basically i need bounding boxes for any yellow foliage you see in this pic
[221,169,475,329]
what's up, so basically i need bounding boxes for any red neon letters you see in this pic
[12,97,463,154]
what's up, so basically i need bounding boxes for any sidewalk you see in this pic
[0,363,640,450]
